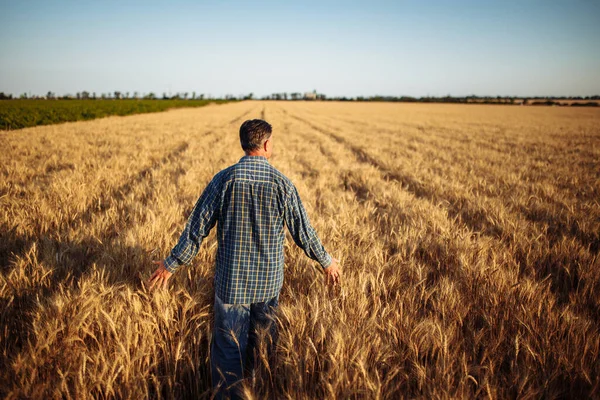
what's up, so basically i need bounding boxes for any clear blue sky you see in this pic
[1,0,599,98]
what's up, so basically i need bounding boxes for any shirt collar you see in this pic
[239,155,269,164]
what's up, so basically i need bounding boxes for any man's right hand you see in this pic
[147,260,173,291]
[324,258,341,287]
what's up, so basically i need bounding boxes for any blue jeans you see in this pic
[210,293,279,399]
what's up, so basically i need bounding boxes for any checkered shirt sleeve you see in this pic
[164,172,222,273]
[284,186,332,269]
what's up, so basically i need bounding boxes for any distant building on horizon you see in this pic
[304,90,317,100]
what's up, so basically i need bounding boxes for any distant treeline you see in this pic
[261,92,600,106]
[0,99,231,130]
[358,95,600,107]
[4,91,598,105]
[356,95,599,106]
[0,91,243,101]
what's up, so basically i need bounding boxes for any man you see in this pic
[147,119,341,398]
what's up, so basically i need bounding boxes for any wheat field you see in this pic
[1,101,599,399]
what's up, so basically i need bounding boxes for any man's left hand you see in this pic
[147,260,173,290]
[324,258,341,287]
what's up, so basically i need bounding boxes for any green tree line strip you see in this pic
[0,99,232,130]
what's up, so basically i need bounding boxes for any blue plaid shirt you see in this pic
[165,155,332,304]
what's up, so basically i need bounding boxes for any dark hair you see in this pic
[239,119,272,151]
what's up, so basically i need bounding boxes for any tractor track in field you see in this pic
[66,107,257,232]
[286,110,600,319]
[278,109,481,307]
[68,140,190,228]
[230,107,255,125]
[288,112,598,253]
[304,113,600,255]
[2,107,256,267]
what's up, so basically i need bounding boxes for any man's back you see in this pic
[164,155,332,304]
[215,155,290,304]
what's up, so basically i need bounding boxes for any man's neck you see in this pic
[245,151,267,158]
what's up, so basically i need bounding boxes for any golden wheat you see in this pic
[1,101,599,399]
